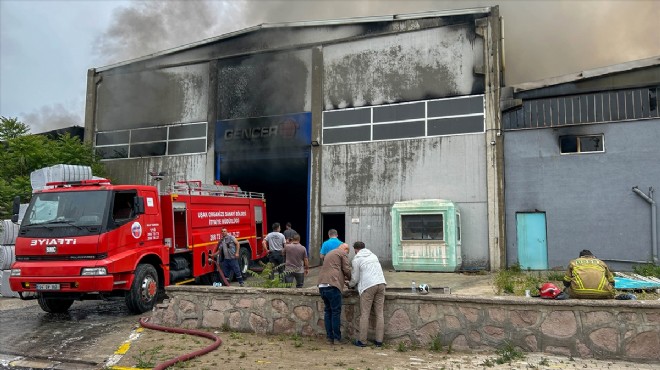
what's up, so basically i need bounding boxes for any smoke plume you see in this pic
[21,0,658,134]
[95,0,248,65]
[238,0,660,85]
[23,103,83,134]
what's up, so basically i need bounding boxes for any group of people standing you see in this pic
[212,222,309,288]
[317,230,387,347]
[263,222,309,287]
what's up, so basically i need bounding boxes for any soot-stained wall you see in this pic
[323,24,484,109]
[96,64,209,130]
[321,136,489,268]
[217,50,311,120]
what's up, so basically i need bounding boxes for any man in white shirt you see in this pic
[348,241,386,347]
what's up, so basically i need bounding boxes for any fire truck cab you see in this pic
[9,178,268,314]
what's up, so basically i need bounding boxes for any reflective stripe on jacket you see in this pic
[563,256,614,299]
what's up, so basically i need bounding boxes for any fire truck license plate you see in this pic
[36,284,60,290]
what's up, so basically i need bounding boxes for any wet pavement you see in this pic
[0,298,140,369]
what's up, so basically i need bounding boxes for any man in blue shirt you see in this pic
[320,229,342,263]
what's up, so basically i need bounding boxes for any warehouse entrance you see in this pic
[215,113,312,250]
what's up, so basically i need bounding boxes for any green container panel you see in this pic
[391,199,462,272]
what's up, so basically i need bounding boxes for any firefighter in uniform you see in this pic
[563,249,615,299]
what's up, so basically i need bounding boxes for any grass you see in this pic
[429,334,444,352]
[494,341,525,364]
[493,263,564,296]
[633,263,660,278]
[132,345,164,369]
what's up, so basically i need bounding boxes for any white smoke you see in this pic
[23,103,83,134]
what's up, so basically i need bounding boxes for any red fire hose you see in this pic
[133,257,230,368]
[139,316,222,370]
[211,257,231,287]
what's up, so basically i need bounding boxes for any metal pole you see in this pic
[632,186,658,264]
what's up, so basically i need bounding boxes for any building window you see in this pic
[95,122,207,160]
[401,214,444,241]
[559,134,604,154]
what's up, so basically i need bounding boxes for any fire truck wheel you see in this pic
[37,294,74,313]
[239,246,251,278]
[126,264,159,314]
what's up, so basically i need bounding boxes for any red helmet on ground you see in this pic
[539,283,561,299]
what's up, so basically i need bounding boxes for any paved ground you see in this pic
[301,265,495,296]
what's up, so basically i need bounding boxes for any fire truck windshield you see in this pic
[24,190,109,228]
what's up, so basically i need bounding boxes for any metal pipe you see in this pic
[601,258,653,264]
[632,186,658,264]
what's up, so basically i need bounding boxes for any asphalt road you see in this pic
[0,297,141,369]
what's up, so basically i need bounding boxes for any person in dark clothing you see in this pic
[211,228,244,286]
[283,222,297,242]
[317,243,351,345]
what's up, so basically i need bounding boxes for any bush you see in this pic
[245,262,292,288]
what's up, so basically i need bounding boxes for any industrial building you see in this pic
[84,7,505,269]
[501,57,660,271]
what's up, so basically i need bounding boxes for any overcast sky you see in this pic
[1,0,658,133]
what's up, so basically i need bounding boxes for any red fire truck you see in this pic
[9,179,269,314]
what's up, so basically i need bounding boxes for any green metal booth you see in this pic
[391,199,462,272]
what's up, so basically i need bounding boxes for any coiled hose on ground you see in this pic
[135,257,230,369]
[139,316,222,370]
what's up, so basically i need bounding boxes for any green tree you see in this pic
[0,117,107,219]
[0,116,30,140]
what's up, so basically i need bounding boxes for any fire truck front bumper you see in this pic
[9,275,117,293]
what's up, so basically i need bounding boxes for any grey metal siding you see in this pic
[321,135,489,268]
[504,118,660,270]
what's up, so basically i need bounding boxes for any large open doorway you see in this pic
[219,156,309,249]
[216,113,312,251]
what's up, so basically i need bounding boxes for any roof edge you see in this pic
[512,55,660,94]
[95,7,492,73]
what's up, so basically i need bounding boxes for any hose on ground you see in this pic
[139,316,222,370]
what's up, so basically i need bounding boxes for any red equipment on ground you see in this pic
[9,179,268,313]
[539,282,562,299]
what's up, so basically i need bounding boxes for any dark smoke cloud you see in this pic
[28,0,658,134]
[95,0,248,65]
[23,103,82,134]
[94,0,659,84]
[239,0,660,85]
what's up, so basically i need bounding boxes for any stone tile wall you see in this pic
[152,286,660,362]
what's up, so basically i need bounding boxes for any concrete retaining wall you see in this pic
[152,286,660,362]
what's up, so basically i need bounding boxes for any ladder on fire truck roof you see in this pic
[168,180,265,200]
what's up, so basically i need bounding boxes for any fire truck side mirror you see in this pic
[134,197,145,215]
[11,196,20,223]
